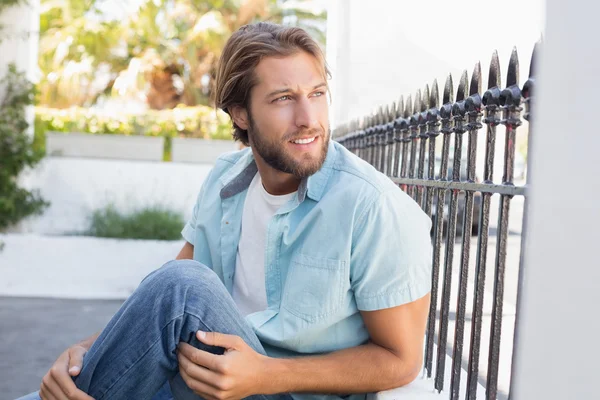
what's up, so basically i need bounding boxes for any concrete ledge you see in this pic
[172,137,238,163]
[46,131,165,161]
[0,233,183,299]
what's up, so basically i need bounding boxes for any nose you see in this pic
[294,97,319,130]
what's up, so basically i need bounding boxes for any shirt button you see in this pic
[225,221,229,224]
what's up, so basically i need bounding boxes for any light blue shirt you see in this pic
[181,140,432,400]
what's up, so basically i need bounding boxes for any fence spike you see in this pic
[522,42,539,121]
[456,70,469,101]
[529,41,539,78]
[414,90,422,114]
[397,96,405,118]
[470,62,482,96]
[431,80,439,109]
[488,51,502,90]
[443,74,454,105]
[507,47,520,87]
[422,84,430,111]
[404,95,412,118]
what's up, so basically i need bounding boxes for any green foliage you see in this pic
[35,105,233,142]
[0,65,49,231]
[36,0,327,109]
[0,0,27,13]
[86,204,184,241]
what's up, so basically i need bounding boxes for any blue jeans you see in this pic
[17,260,293,400]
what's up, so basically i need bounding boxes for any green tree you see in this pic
[37,0,126,107]
[0,65,49,232]
[37,0,326,109]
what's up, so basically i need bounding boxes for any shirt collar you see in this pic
[219,140,337,202]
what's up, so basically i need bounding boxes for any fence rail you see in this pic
[333,44,537,400]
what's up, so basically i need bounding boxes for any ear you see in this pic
[229,106,250,130]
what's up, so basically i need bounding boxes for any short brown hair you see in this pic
[214,22,330,146]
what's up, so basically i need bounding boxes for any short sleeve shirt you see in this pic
[181,140,433,400]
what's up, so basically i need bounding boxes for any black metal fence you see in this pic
[333,45,537,400]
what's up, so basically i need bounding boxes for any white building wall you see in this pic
[510,0,600,398]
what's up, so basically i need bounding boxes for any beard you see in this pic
[248,118,329,178]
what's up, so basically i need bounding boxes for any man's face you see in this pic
[243,51,330,178]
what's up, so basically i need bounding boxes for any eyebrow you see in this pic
[265,82,327,100]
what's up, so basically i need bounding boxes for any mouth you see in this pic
[289,136,319,147]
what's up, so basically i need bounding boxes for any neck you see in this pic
[252,151,301,196]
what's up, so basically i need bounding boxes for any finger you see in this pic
[52,364,94,400]
[178,342,219,370]
[41,374,68,400]
[40,385,59,400]
[179,362,220,399]
[197,331,243,350]
[178,349,222,389]
[67,346,87,377]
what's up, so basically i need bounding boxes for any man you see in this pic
[20,22,433,400]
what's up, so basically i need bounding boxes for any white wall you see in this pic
[510,0,600,398]
[14,157,213,235]
[0,0,39,81]
[0,233,183,299]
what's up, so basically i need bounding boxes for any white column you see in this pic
[0,0,40,135]
[510,0,600,399]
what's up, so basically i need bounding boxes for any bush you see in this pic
[0,65,49,232]
[86,205,184,241]
[34,105,233,143]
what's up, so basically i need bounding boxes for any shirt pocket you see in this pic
[282,252,347,324]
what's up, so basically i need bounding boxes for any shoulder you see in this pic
[214,146,251,168]
[327,142,418,219]
[204,146,252,181]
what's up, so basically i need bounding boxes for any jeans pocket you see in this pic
[282,253,347,324]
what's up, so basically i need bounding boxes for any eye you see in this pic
[312,91,325,97]
[274,95,292,102]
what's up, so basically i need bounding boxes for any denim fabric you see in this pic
[16,260,293,400]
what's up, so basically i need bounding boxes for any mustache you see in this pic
[284,128,326,142]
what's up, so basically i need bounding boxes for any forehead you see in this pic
[253,51,325,92]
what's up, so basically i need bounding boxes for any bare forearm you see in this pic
[262,343,420,395]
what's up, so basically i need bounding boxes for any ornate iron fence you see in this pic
[333,45,537,400]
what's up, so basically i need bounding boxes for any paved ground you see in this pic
[0,297,123,400]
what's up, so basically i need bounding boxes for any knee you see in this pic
[140,259,221,296]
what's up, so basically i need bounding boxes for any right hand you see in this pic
[40,344,95,400]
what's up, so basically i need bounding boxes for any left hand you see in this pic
[177,331,270,400]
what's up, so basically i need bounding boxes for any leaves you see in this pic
[0,65,49,231]
[36,0,327,109]
[35,104,232,140]
[86,204,184,240]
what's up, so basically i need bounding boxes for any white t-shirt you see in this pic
[232,172,297,317]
